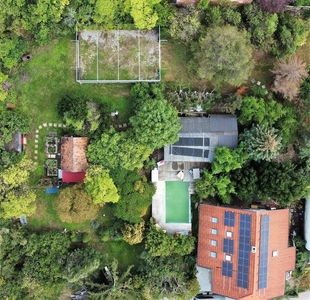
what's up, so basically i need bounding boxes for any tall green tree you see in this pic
[124,0,161,29]
[258,162,309,206]
[63,248,101,283]
[145,220,195,257]
[87,129,153,171]
[55,184,99,223]
[194,25,253,87]
[130,98,181,149]
[241,124,282,161]
[84,166,119,205]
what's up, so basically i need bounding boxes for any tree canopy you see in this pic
[84,166,120,205]
[55,184,99,223]
[194,25,253,87]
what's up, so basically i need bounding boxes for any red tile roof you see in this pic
[198,205,295,300]
[60,137,89,172]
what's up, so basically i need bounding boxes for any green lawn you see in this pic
[12,38,132,131]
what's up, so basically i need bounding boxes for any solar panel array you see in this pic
[222,261,233,278]
[223,238,234,254]
[258,215,270,289]
[224,211,235,227]
[170,137,210,158]
[237,214,252,289]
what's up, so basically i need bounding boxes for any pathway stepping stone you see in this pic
[54,123,57,127]
[34,150,38,154]
[35,130,39,133]
[34,162,38,165]
[39,125,42,129]
[58,124,62,127]
[48,123,52,126]
[35,135,39,138]
[35,145,38,148]
[35,139,38,143]
[34,156,38,160]
[43,123,47,127]
[63,124,66,127]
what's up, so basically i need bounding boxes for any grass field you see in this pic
[165,181,190,223]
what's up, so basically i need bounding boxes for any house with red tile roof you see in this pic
[60,137,89,183]
[197,204,296,300]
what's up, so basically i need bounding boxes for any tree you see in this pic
[272,56,308,101]
[258,162,309,206]
[145,220,195,257]
[256,0,295,13]
[86,259,139,300]
[124,0,161,29]
[63,248,101,283]
[84,166,119,205]
[230,166,258,202]
[87,129,153,171]
[55,184,99,223]
[169,4,202,45]
[138,252,198,300]
[241,124,282,161]
[238,96,284,126]
[194,25,253,87]
[130,98,181,149]
[1,189,36,219]
[212,147,248,174]
[122,221,145,245]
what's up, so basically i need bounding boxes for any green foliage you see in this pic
[85,166,120,205]
[258,162,310,206]
[87,128,153,171]
[0,37,27,69]
[63,248,101,283]
[169,4,202,45]
[205,5,242,28]
[55,184,99,223]
[194,25,253,87]
[271,13,309,57]
[138,252,198,300]
[238,96,284,126]
[109,169,154,223]
[242,3,278,51]
[130,98,181,150]
[124,0,161,29]
[230,166,258,202]
[212,146,248,174]
[241,124,282,161]
[122,221,145,245]
[145,219,195,257]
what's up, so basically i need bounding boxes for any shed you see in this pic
[164,115,238,163]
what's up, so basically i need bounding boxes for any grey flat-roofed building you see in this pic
[164,115,238,162]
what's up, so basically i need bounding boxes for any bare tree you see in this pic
[271,56,308,101]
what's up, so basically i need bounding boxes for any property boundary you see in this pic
[75,27,162,84]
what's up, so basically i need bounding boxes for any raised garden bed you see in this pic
[46,159,58,177]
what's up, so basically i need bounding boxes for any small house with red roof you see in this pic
[197,204,296,300]
[59,137,89,183]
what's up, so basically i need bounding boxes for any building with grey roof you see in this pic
[164,115,238,162]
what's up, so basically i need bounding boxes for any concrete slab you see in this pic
[43,123,47,127]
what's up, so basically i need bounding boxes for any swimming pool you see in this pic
[165,181,191,223]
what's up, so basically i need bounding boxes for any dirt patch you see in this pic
[78,30,160,81]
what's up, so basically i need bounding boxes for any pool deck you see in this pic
[152,181,192,234]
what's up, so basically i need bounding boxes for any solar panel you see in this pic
[171,147,203,157]
[224,211,235,227]
[258,215,270,289]
[237,214,252,289]
[174,137,203,147]
[222,261,233,277]
[204,138,210,146]
[223,238,234,254]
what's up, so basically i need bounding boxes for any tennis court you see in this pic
[165,181,191,223]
